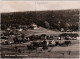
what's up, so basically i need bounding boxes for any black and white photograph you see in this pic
[0,1,80,58]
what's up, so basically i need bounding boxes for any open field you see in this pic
[1,40,79,58]
[1,27,79,36]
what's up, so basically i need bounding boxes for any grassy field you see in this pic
[7,27,79,37]
[1,40,79,58]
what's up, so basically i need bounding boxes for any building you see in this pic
[30,23,38,30]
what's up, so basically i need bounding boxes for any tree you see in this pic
[44,21,50,29]
[65,23,70,30]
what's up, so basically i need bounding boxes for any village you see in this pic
[1,1,80,57]
[1,22,79,58]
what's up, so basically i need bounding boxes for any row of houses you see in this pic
[6,23,38,31]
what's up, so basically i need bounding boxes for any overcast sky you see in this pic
[1,1,80,13]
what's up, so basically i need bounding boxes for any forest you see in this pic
[1,9,79,31]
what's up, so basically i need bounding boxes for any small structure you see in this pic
[30,23,38,30]
[18,28,23,31]
[7,28,11,31]
[41,34,47,40]
[61,28,64,32]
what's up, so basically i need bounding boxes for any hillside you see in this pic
[23,27,60,36]
[1,9,79,30]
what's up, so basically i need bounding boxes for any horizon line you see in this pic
[1,8,79,14]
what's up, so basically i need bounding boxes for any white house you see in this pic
[18,28,23,31]
[31,23,38,30]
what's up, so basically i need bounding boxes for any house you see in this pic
[41,34,47,39]
[18,28,23,31]
[30,23,38,30]
[61,28,64,32]
[7,28,11,31]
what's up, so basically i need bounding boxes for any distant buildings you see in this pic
[29,23,38,30]
[31,23,38,29]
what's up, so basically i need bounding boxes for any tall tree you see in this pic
[44,21,50,29]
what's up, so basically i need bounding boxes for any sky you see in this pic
[1,1,80,13]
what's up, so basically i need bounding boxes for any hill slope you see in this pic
[1,9,79,30]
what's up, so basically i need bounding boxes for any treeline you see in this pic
[1,9,79,31]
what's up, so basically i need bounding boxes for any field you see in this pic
[1,40,79,58]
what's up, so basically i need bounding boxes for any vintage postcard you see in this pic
[0,0,80,58]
